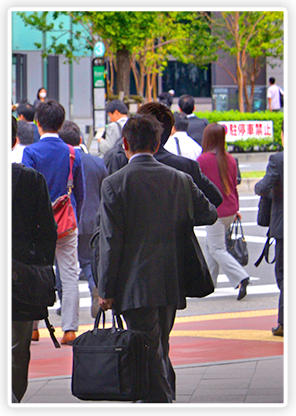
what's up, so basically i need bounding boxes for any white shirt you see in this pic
[164,131,202,161]
[11,144,27,163]
[267,84,284,110]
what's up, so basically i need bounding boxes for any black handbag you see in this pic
[254,228,276,267]
[12,258,56,317]
[257,192,272,227]
[226,217,249,266]
[182,174,215,298]
[72,308,149,401]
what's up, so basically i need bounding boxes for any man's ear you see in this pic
[123,137,129,151]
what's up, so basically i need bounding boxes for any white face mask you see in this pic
[39,92,47,98]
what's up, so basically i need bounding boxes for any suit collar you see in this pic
[129,153,155,164]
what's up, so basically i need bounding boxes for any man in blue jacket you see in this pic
[22,100,85,345]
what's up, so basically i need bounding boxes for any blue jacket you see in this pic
[22,134,85,222]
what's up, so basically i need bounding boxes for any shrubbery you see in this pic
[194,110,284,152]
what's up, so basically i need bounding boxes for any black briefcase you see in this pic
[71,308,149,401]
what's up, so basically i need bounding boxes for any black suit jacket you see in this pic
[187,115,209,146]
[12,163,57,265]
[98,155,218,314]
[78,148,107,235]
[255,152,283,239]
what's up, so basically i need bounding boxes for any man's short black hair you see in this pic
[178,94,195,115]
[16,103,35,122]
[122,114,162,153]
[106,99,128,115]
[173,112,189,132]
[137,102,173,145]
[59,120,81,146]
[269,77,276,85]
[17,120,34,145]
[35,99,65,133]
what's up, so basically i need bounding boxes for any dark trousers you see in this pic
[12,320,33,402]
[123,306,176,403]
[275,239,284,326]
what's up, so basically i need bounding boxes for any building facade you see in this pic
[11,11,284,137]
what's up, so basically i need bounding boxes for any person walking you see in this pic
[22,100,85,345]
[198,123,250,300]
[98,114,218,403]
[11,120,34,163]
[97,99,128,158]
[12,116,57,402]
[255,122,284,336]
[59,120,107,318]
[267,77,284,111]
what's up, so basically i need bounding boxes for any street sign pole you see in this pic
[92,41,107,138]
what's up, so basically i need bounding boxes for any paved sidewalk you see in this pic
[21,356,284,405]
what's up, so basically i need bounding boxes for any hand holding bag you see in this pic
[226,217,249,266]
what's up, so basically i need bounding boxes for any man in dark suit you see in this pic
[59,120,107,318]
[178,94,209,147]
[255,122,284,336]
[105,102,223,209]
[98,114,218,402]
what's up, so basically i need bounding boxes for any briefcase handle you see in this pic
[93,307,124,332]
[94,307,106,329]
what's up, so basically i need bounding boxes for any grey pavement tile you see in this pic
[175,366,207,375]
[197,378,250,390]
[245,394,283,403]
[203,369,255,380]
[189,394,246,404]
[24,394,81,403]
[175,395,192,403]
[249,377,282,389]
[248,388,283,396]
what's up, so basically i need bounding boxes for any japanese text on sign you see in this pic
[218,121,273,142]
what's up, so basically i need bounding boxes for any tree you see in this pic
[203,11,284,112]
[17,11,218,101]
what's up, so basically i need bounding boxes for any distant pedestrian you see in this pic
[255,121,284,336]
[178,94,209,146]
[33,87,48,110]
[22,100,85,345]
[165,112,202,160]
[96,99,128,158]
[198,123,250,300]
[267,77,284,111]
[11,120,34,163]
[59,120,107,318]
[158,89,175,108]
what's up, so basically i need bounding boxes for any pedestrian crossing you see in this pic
[48,275,279,311]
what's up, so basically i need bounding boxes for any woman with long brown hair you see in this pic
[198,123,249,300]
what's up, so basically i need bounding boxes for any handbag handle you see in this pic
[230,217,245,240]
[93,306,106,330]
[67,145,75,193]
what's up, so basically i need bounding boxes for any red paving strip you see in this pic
[28,310,283,380]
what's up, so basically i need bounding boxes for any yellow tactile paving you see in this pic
[37,309,279,341]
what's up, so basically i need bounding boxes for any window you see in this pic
[12,54,27,104]
[161,61,211,97]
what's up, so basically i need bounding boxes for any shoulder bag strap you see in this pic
[67,145,75,192]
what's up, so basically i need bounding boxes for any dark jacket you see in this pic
[104,144,223,208]
[186,115,209,147]
[12,163,57,266]
[98,155,218,314]
[78,148,107,235]
[255,152,283,239]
